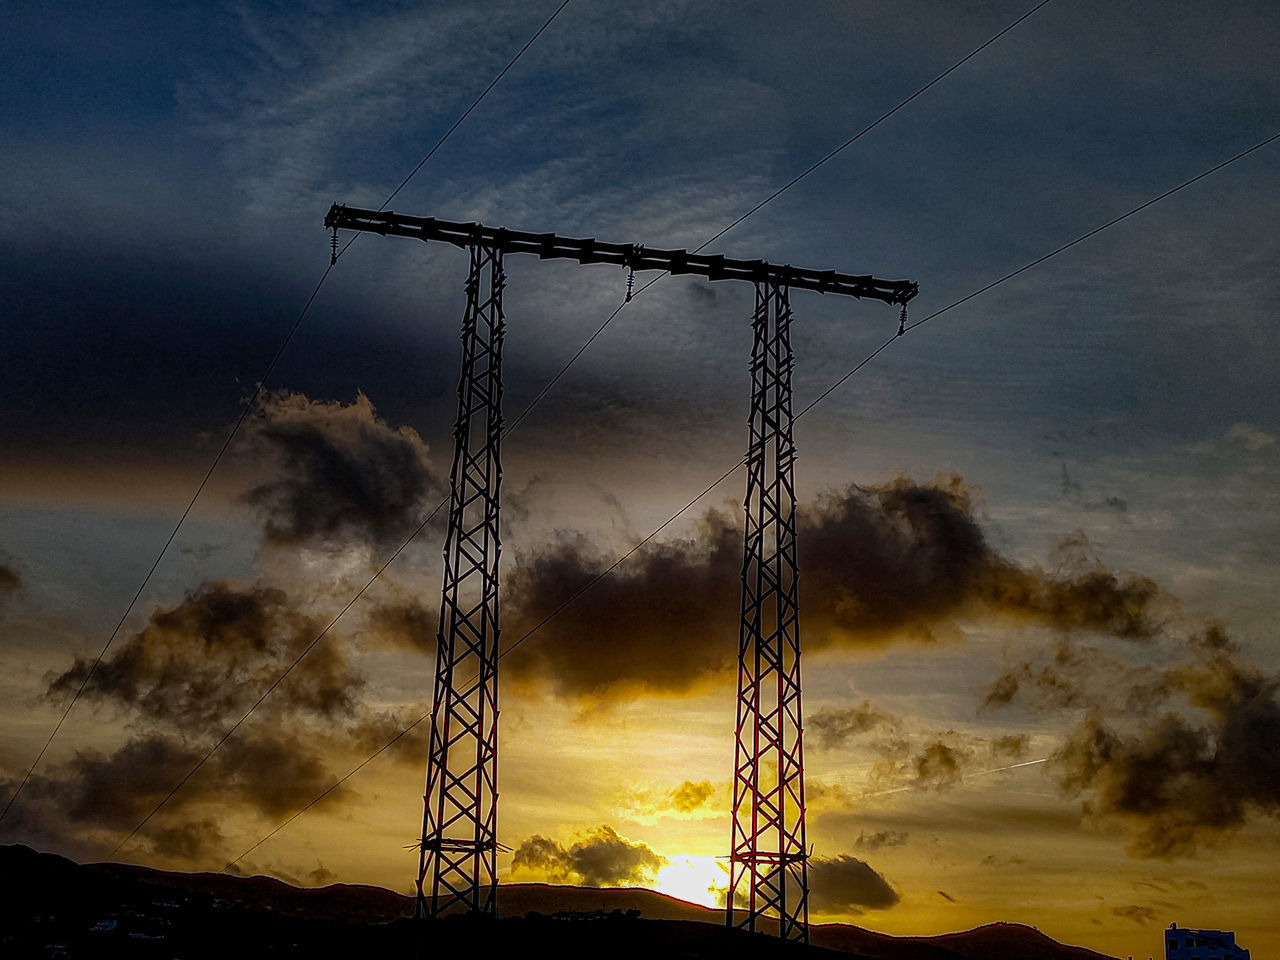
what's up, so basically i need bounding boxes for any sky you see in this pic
[1,1,1278,956]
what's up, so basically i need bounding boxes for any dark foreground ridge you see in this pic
[0,845,1116,960]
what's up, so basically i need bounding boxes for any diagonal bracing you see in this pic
[728,281,809,941]
[328,206,916,935]
[418,243,506,917]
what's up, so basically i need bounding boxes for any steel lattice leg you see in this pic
[418,244,505,918]
[727,281,809,942]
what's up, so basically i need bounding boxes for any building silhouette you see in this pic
[1165,923,1250,960]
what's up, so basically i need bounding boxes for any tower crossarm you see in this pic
[325,204,919,305]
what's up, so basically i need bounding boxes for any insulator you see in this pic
[625,267,636,302]
[330,227,340,265]
[897,304,907,336]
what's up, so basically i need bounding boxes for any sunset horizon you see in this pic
[2,2,1277,958]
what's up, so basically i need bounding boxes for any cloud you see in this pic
[809,698,1035,798]
[1111,904,1160,926]
[982,640,1169,714]
[808,854,900,913]
[990,625,1280,857]
[505,476,1169,703]
[17,578,399,865]
[149,817,227,861]
[21,733,205,831]
[853,830,908,851]
[980,854,1024,868]
[241,391,441,549]
[46,580,361,732]
[502,519,740,703]
[992,734,1029,758]
[810,701,898,750]
[909,742,970,790]
[2,728,345,863]
[510,825,666,887]
[345,710,431,766]
[799,477,1164,645]
[363,599,436,655]
[669,780,715,813]
[805,779,858,814]
[0,560,19,603]
[1059,464,1128,516]
[614,780,725,824]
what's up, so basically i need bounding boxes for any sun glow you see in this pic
[653,855,724,909]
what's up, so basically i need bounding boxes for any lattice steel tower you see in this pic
[324,203,917,930]
[418,242,506,917]
[727,280,809,941]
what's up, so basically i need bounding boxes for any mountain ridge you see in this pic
[0,844,1117,960]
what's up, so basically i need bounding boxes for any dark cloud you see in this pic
[907,742,970,791]
[808,855,900,913]
[20,579,380,865]
[241,391,441,548]
[810,701,898,750]
[990,625,1280,857]
[800,477,1162,645]
[510,825,665,887]
[1111,904,1160,926]
[504,476,1168,703]
[23,734,205,831]
[809,697,1034,797]
[503,520,740,703]
[669,780,714,813]
[364,599,436,655]
[150,818,227,861]
[345,710,431,766]
[2,728,344,863]
[980,854,1025,868]
[0,560,20,602]
[982,640,1168,714]
[214,729,341,818]
[46,580,361,732]
[853,830,908,851]
[992,734,1029,758]
[848,714,1040,796]
[806,779,856,813]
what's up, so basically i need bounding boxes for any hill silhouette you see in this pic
[0,844,1116,960]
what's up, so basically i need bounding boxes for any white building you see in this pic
[1165,923,1250,960]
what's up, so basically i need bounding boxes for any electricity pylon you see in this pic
[727,279,807,941]
[420,242,506,917]
[324,204,917,931]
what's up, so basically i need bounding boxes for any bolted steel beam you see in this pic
[326,204,918,305]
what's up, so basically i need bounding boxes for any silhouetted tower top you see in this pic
[325,205,918,305]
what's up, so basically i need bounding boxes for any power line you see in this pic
[110,501,449,858]
[225,459,745,871]
[156,0,1073,858]
[382,0,573,212]
[120,448,741,856]
[105,3,1271,860]
[800,128,1280,417]
[0,0,573,825]
[0,259,335,826]
[224,127,1280,864]
[498,459,747,660]
[694,0,1056,254]
[501,0,1052,436]
[226,711,433,872]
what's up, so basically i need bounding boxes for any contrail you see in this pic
[859,757,1049,799]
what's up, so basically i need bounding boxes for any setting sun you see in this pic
[653,855,725,909]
